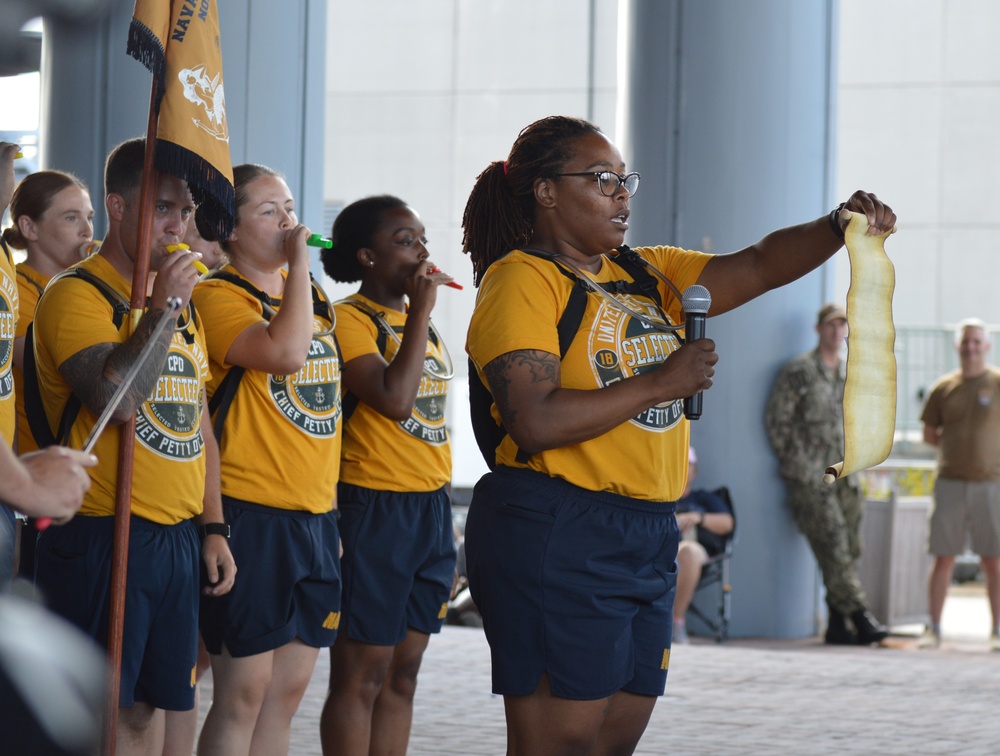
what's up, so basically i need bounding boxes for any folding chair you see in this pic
[686,486,736,642]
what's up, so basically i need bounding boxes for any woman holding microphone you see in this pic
[462,115,895,754]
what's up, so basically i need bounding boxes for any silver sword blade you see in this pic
[81,297,182,454]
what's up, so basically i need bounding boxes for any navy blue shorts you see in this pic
[338,482,456,646]
[200,497,342,657]
[465,467,679,700]
[0,505,15,584]
[35,515,200,710]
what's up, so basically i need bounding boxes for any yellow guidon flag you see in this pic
[127,0,235,239]
[824,211,897,484]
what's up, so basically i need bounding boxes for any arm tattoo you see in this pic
[59,306,175,422]
[483,350,559,431]
[482,357,515,427]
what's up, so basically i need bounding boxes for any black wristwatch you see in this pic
[828,202,847,240]
[199,522,230,540]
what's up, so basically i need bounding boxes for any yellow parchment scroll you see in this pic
[823,211,896,484]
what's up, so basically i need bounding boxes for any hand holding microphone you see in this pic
[682,285,712,420]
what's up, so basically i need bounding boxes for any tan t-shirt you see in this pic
[921,366,1000,481]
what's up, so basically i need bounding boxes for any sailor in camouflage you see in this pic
[765,303,887,645]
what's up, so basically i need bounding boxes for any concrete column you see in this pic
[40,0,327,242]
[622,0,839,637]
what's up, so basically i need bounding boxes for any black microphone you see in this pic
[682,285,711,420]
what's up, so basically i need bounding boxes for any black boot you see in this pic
[824,606,857,645]
[851,608,889,645]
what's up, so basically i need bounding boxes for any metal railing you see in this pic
[892,325,998,438]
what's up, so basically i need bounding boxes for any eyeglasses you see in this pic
[554,170,641,197]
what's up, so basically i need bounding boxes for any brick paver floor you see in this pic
[195,586,1000,755]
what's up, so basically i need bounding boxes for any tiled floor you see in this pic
[193,582,999,755]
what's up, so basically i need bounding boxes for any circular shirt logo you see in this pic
[0,273,15,400]
[587,296,684,431]
[137,349,205,459]
[402,355,449,445]
[269,334,341,438]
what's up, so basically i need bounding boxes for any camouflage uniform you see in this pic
[765,348,868,615]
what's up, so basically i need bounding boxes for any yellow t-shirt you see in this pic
[192,266,342,512]
[33,254,211,523]
[334,294,452,492]
[0,243,19,447]
[14,264,49,453]
[467,247,711,502]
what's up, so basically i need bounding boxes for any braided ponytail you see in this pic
[461,116,603,286]
[461,161,530,285]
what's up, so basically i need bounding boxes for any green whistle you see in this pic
[307,234,333,248]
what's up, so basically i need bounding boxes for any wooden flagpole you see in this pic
[101,77,160,756]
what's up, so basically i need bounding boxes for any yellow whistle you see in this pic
[166,243,210,275]
[14,151,23,159]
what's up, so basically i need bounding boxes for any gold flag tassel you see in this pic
[824,211,897,484]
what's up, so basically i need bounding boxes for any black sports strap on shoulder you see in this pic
[22,268,132,448]
[15,268,45,299]
[522,246,665,348]
[469,246,674,470]
[204,271,276,441]
[208,364,245,441]
[205,269,334,325]
[468,356,502,470]
[1,238,11,266]
[22,322,77,448]
[336,298,443,425]
[204,270,338,441]
[337,298,392,359]
[23,268,201,447]
[338,300,390,424]
[206,270,281,317]
[52,267,131,329]
[520,251,592,358]
[612,244,665,307]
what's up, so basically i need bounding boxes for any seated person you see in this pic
[673,447,735,643]
[447,524,482,627]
